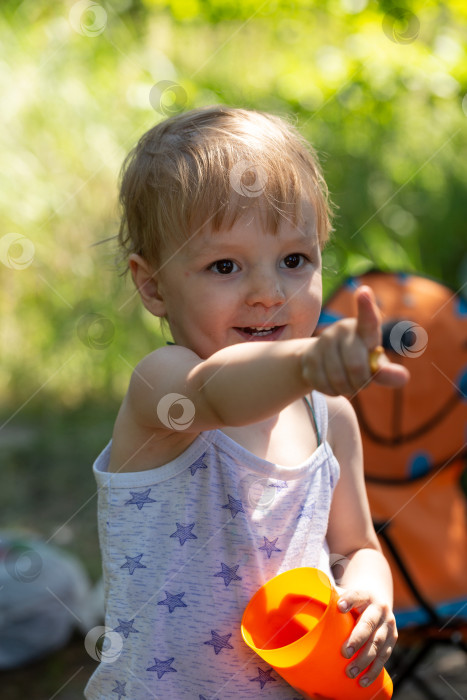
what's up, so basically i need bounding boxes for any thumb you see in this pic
[355,285,381,350]
[356,285,410,388]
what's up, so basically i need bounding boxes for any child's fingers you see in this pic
[338,590,375,657]
[338,592,386,658]
[340,333,373,390]
[338,592,397,686]
[354,643,393,688]
[355,286,382,351]
[355,286,410,388]
[346,617,394,683]
[323,340,357,395]
[372,359,410,388]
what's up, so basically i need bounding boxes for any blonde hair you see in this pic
[118,105,333,269]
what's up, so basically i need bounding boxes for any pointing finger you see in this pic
[355,286,382,351]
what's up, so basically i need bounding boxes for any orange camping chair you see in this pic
[317,270,467,698]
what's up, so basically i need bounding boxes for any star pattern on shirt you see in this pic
[203,630,234,655]
[120,553,147,575]
[125,488,156,510]
[249,667,277,689]
[114,618,140,638]
[170,522,197,546]
[297,503,315,520]
[222,494,245,518]
[112,680,126,699]
[269,480,288,490]
[258,536,282,559]
[146,656,177,678]
[189,454,208,476]
[157,591,187,613]
[214,562,242,587]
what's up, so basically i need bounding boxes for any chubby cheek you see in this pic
[182,289,236,344]
[299,279,322,335]
[193,282,238,317]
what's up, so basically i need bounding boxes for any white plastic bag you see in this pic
[0,530,101,669]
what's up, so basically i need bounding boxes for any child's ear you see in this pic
[129,254,166,317]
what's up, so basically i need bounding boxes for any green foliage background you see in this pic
[1,0,466,409]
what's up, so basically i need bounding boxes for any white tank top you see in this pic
[85,390,340,699]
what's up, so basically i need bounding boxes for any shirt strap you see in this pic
[304,394,322,446]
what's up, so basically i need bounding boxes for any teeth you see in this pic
[242,326,278,336]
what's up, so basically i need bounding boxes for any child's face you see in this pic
[153,202,322,359]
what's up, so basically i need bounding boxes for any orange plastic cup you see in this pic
[241,567,393,699]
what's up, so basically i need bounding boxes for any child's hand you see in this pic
[336,588,398,687]
[303,285,409,395]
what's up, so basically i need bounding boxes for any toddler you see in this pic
[85,105,407,699]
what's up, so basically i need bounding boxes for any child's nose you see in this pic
[245,270,286,307]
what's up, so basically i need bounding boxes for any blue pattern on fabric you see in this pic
[146,657,177,678]
[157,591,187,613]
[258,536,282,559]
[222,494,245,518]
[85,391,340,699]
[125,488,156,509]
[111,680,126,698]
[114,619,139,638]
[120,554,146,575]
[170,522,198,545]
[190,454,208,476]
[214,562,242,587]
[250,667,277,689]
[204,630,234,655]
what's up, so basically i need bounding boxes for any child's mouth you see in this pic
[234,325,285,340]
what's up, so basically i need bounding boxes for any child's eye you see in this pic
[281,253,308,269]
[209,259,239,274]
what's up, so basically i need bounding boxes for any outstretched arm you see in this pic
[127,285,408,434]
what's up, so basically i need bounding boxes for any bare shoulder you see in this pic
[108,346,202,474]
[127,344,203,428]
[107,344,219,473]
[134,344,202,385]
